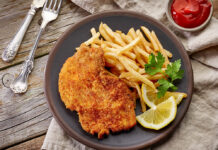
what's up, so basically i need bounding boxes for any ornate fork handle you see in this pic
[10,60,33,93]
[10,25,46,94]
[2,5,37,62]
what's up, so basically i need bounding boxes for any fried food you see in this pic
[58,44,136,138]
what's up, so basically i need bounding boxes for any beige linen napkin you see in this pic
[42,0,218,150]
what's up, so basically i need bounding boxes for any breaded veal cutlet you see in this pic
[58,44,136,138]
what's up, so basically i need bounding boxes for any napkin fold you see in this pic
[42,0,218,150]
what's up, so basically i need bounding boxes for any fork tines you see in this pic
[44,0,62,13]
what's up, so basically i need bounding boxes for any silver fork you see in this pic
[10,0,62,94]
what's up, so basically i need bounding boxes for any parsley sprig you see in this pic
[145,52,184,98]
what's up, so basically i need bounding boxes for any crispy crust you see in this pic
[58,44,136,138]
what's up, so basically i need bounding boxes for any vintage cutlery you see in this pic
[1,0,46,62]
[10,0,62,94]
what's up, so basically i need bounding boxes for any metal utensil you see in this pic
[1,0,46,62]
[10,0,62,94]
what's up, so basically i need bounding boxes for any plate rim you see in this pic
[44,10,193,150]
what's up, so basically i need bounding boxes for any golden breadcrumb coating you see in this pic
[58,44,136,138]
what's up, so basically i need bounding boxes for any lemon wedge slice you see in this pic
[136,96,177,130]
[141,84,187,108]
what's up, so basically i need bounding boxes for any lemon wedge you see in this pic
[136,96,177,130]
[141,83,187,108]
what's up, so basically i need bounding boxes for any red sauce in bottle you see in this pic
[171,0,211,28]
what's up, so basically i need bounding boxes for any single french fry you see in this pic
[116,30,122,34]
[136,57,145,67]
[125,34,133,43]
[119,72,143,83]
[119,72,131,78]
[117,37,140,54]
[94,39,102,45]
[105,57,116,67]
[136,29,151,48]
[105,41,122,49]
[115,63,125,71]
[123,52,137,60]
[141,26,159,51]
[90,28,97,36]
[120,33,130,44]
[114,32,122,39]
[105,69,118,77]
[128,28,137,39]
[84,32,100,45]
[134,83,146,112]
[91,43,100,48]
[121,79,136,88]
[164,49,173,58]
[124,55,137,64]
[104,52,118,59]
[146,73,165,80]
[119,72,140,82]
[101,43,108,50]
[119,72,136,80]
[119,72,132,78]
[119,57,156,90]
[99,23,113,42]
[103,24,126,46]
[103,47,117,52]
[105,57,124,71]
[151,31,163,50]
[116,63,125,71]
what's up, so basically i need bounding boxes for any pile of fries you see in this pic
[81,23,173,112]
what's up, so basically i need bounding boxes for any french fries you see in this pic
[141,26,159,51]
[81,23,174,111]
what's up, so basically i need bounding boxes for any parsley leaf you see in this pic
[157,79,177,98]
[144,52,165,75]
[165,59,184,82]
[144,53,184,98]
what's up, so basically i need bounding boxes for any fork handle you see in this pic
[2,5,37,62]
[28,17,51,60]
[10,21,47,93]
[22,25,45,75]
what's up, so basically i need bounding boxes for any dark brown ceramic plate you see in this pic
[44,10,193,150]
